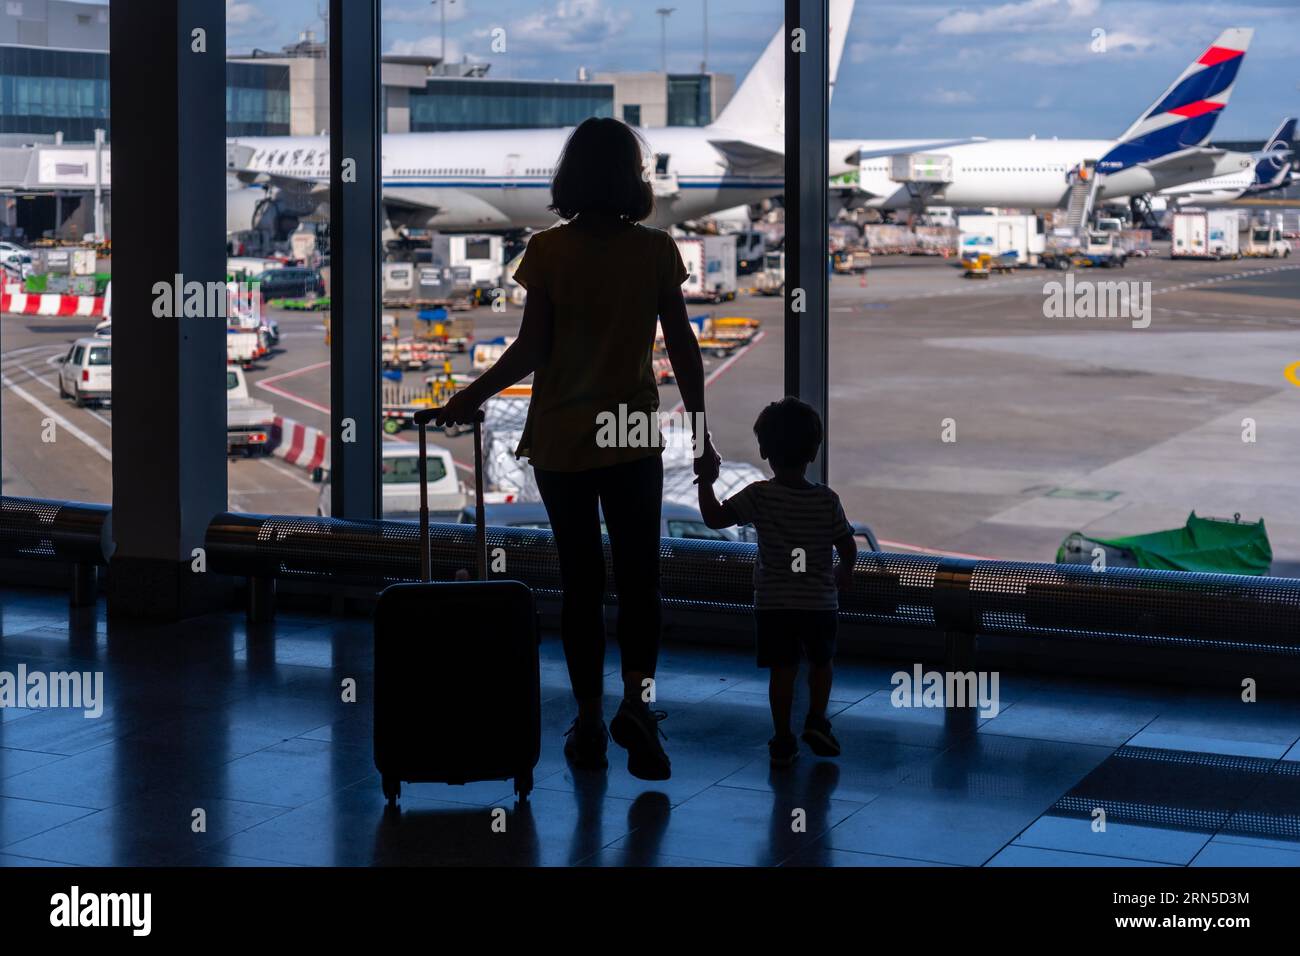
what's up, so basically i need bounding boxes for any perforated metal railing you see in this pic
[4,498,1300,658]
[0,496,113,563]
[204,511,1300,657]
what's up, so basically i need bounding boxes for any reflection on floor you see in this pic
[1,588,1298,867]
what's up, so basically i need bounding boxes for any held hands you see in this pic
[693,433,722,485]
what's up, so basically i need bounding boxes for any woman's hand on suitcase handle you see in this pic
[434,389,483,428]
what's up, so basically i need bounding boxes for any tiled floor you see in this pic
[1,588,1299,867]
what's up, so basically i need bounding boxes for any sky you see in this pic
[220,0,1300,140]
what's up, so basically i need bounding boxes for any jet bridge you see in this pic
[887,152,953,212]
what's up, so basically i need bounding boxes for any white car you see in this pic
[316,442,467,518]
[58,337,112,406]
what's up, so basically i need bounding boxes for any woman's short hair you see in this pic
[549,117,655,222]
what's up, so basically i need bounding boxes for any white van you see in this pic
[58,337,112,406]
[316,442,467,518]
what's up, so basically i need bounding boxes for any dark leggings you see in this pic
[534,454,663,702]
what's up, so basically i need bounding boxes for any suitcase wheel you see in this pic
[514,769,533,800]
[382,775,401,807]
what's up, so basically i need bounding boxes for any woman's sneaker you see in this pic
[609,699,671,781]
[769,733,799,768]
[802,715,841,757]
[563,716,609,770]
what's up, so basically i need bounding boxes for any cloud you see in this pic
[226,0,276,39]
[922,88,977,105]
[497,0,633,53]
[384,1,470,26]
[936,0,1097,36]
[386,36,467,61]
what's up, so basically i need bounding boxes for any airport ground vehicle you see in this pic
[226,366,275,456]
[962,251,1018,278]
[226,327,264,366]
[258,266,325,299]
[57,337,111,406]
[677,235,738,302]
[958,214,1044,266]
[416,309,474,352]
[316,440,467,518]
[656,314,759,358]
[1244,220,1292,258]
[734,229,766,274]
[380,373,467,434]
[1039,230,1126,269]
[755,250,784,295]
[1171,210,1242,259]
[832,248,872,273]
[471,335,515,370]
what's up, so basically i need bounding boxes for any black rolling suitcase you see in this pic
[374,407,540,806]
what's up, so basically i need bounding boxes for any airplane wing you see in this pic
[1132,146,1243,177]
[842,138,987,164]
[708,139,784,174]
[383,188,514,230]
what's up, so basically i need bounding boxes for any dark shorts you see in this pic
[754,608,838,668]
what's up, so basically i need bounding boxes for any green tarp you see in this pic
[1057,512,1273,575]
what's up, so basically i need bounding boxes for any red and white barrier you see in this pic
[1,284,106,317]
[269,415,329,472]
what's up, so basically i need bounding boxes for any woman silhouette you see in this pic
[437,117,719,780]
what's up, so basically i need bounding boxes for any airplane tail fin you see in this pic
[711,0,854,134]
[1102,28,1252,170]
[1255,117,1296,187]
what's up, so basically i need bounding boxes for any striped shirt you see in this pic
[726,479,853,610]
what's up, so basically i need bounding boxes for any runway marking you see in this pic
[0,372,112,462]
[666,329,767,416]
[255,455,320,490]
[253,360,331,415]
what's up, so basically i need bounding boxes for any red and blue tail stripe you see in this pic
[1099,28,1252,172]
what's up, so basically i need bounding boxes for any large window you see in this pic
[226,62,290,137]
[666,74,710,127]
[0,46,109,140]
[825,11,1300,578]
[408,78,614,132]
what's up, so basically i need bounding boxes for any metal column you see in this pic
[783,0,830,484]
[107,0,227,618]
[328,0,382,520]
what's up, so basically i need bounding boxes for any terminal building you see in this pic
[0,4,735,239]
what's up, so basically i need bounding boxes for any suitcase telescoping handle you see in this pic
[412,407,488,584]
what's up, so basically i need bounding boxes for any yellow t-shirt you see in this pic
[511,219,688,472]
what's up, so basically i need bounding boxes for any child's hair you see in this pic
[754,397,823,468]
[549,117,654,223]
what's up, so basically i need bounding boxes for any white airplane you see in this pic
[225,0,991,238]
[842,29,1257,213]
[227,1,864,235]
[1154,117,1295,208]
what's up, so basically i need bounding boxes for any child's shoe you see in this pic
[769,733,799,768]
[802,715,841,757]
